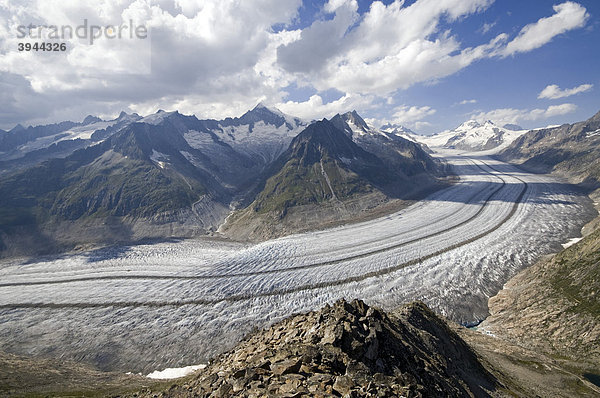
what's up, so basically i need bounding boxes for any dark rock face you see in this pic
[330,111,445,177]
[130,299,497,397]
[497,110,600,188]
[502,124,523,131]
[245,117,444,217]
[220,103,303,132]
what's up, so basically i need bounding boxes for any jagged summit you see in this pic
[346,110,370,130]
[243,103,283,118]
[330,111,381,143]
[220,103,304,132]
[126,299,497,397]
[288,118,376,164]
[380,123,418,141]
[115,111,141,121]
[380,122,415,133]
[330,110,372,137]
[8,123,25,133]
[82,115,102,125]
[139,110,181,125]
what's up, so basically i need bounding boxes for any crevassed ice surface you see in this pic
[0,151,595,373]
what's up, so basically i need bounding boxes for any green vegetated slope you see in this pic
[482,109,600,373]
[0,350,164,398]
[0,122,209,253]
[482,226,600,367]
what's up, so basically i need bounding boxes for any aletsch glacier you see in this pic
[0,150,595,373]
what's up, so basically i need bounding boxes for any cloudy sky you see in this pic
[0,0,598,134]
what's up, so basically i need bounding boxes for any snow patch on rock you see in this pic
[146,364,206,379]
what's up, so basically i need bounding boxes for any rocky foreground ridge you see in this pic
[4,298,598,397]
[128,299,497,397]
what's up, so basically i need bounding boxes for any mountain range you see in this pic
[0,105,447,255]
[4,106,600,255]
[221,111,448,240]
[416,120,527,151]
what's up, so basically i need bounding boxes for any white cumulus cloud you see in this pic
[470,103,577,125]
[277,93,375,121]
[538,83,593,99]
[392,105,436,124]
[501,1,589,56]
[0,0,592,129]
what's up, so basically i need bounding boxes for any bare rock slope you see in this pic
[129,299,497,397]
[480,223,600,369]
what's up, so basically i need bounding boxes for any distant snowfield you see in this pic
[0,151,595,373]
[12,116,138,157]
[414,120,526,151]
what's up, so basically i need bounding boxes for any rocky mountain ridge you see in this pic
[0,106,446,256]
[498,110,600,195]
[127,299,498,397]
[2,297,598,397]
[221,114,448,240]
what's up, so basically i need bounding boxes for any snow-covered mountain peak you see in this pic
[82,115,103,125]
[330,111,377,138]
[187,104,308,165]
[140,110,179,125]
[379,123,418,142]
[113,111,142,123]
[346,110,371,132]
[232,103,305,132]
[248,102,283,116]
[457,120,482,130]
[248,103,299,122]
[253,101,271,111]
[456,119,498,131]
[380,123,416,135]
[116,111,141,121]
[414,119,526,152]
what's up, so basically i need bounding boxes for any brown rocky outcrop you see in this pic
[129,299,497,397]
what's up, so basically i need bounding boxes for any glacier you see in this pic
[0,150,595,373]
